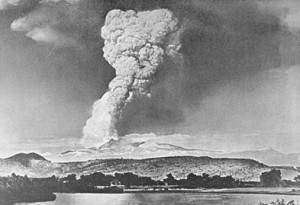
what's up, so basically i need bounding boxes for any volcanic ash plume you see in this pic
[81,9,181,147]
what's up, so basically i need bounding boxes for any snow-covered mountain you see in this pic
[48,135,300,166]
[49,136,223,162]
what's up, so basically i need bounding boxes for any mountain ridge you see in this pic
[50,137,300,166]
[222,148,300,166]
[50,138,224,162]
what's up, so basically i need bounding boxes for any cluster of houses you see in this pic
[100,179,178,191]
[94,179,125,190]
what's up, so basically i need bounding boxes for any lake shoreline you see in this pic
[123,187,300,195]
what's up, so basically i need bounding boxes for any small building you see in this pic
[110,179,125,189]
[110,179,121,186]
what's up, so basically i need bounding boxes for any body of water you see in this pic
[16,193,300,205]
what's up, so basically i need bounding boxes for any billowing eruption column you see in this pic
[81,9,181,147]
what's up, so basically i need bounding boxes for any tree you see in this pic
[164,173,178,185]
[260,169,281,187]
[185,173,201,188]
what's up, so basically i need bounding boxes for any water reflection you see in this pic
[16,193,300,205]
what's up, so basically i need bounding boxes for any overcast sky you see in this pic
[0,0,300,157]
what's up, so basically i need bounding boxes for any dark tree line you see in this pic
[259,169,300,188]
[0,171,241,204]
[260,169,282,187]
[164,173,239,188]
[0,173,56,204]
[60,172,240,189]
[1,169,296,204]
[61,172,162,190]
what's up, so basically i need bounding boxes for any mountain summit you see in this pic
[4,152,49,166]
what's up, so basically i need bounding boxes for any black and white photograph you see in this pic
[0,0,300,204]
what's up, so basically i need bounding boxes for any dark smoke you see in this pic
[117,1,286,136]
[6,0,296,143]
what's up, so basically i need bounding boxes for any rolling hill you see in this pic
[5,152,49,166]
[222,148,300,166]
[1,153,299,182]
